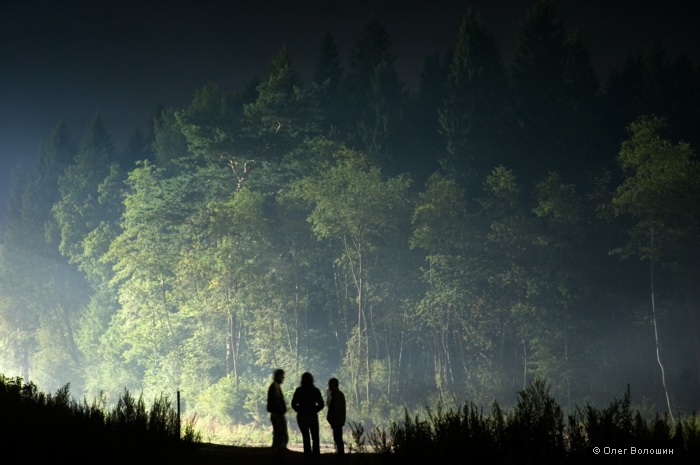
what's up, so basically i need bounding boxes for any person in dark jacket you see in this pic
[326,377,346,457]
[267,369,288,454]
[291,372,325,460]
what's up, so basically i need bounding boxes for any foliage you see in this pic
[351,380,699,464]
[1,10,700,453]
[0,374,199,464]
[438,8,507,179]
[611,116,700,263]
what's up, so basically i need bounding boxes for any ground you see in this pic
[183,443,382,465]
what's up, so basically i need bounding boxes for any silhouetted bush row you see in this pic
[354,379,699,464]
[0,374,200,464]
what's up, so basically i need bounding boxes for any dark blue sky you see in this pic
[1,0,699,223]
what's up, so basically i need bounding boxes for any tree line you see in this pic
[2,0,699,426]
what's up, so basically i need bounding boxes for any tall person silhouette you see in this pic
[267,369,288,455]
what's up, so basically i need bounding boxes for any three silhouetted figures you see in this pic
[267,370,347,461]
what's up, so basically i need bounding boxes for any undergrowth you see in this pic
[1,374,200,464]
[6,373,696,464]
[349,379,698,464]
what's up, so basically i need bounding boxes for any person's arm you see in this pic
[339,392,346,425]
[266,384,273,413]
[291,388,300,412]
[315,388,325,413]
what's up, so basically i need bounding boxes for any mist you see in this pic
[2,3,700,442]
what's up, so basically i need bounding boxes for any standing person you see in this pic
[267,369,288,454]
[291,372,325,461]
[326,377,346,458]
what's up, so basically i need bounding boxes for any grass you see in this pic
[1,374,200,464]
[4,374,697,464]
[349,379,698,464]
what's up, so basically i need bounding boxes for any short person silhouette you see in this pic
[326,377,346,457]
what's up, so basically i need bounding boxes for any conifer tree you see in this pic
[344,19,405,164]
[243,46,321,161]
[510,0,599,178]
[344,19,400,149]
[438,9,507,182]
[52,114,120,281]
[152,107,191,171]
[313,31,343,91]
[313,31,344,133]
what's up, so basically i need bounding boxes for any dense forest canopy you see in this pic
[2,1,699,430]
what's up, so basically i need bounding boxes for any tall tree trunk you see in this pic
[650,228,674,422]
[226,310,234,379]
[60,305,81,366]
[18,323,30,382]
[522,325,528,390]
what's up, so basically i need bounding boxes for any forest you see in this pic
[1,1,699,438]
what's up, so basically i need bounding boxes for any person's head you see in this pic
[328,377,339,391]
[300,372,314,387]
[273,369,285,384]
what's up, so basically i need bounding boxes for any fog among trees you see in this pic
[2,2,699,431]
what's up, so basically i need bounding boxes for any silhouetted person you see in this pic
[291,372,325,461]
[326,377,346,458]
[267,369,288,454]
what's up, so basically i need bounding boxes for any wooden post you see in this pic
[177,390,181,439]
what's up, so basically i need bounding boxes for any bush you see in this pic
[349,378,698,464]
[1,374,199,464]
[506,379,565,464]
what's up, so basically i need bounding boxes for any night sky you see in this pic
[1,0,699,222]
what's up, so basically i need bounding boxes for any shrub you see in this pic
[1,373,199,464]
[350,378,699,464]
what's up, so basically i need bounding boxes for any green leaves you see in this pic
[243,47,322,157]
[3,13,700,422]
[612,116,700,262]
[292,149,411,244]
[411,173,469,255]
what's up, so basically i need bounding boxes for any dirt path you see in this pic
[185,443,380,465]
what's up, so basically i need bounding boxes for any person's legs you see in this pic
[270,413,288,450]
[332,425,344,456]
[297,416,312,458]
[309,415,320,456]
[279,414,289,449]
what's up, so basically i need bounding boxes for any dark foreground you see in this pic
[167,442,691,465]
[3,375,696,464]
[184,444,380,465]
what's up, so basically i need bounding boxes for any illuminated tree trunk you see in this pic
[649,228,674,422]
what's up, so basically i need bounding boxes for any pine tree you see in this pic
[121,128,153,168]
[401,50,451,179]
[313,31,344,133]
[243,47,321,161]
[510,0,600,179]
[52,114,120,280]
[344,19,405,163]
[152,107,190,170]
[438,9,507,182]
[313,31,343,90]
